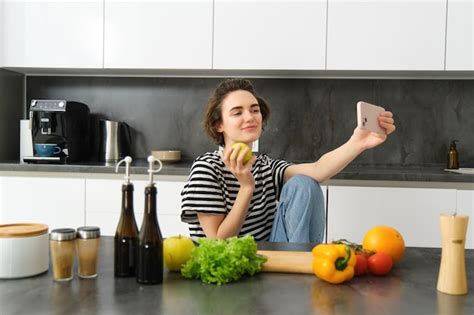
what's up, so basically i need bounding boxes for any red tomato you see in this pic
[367,252,393,276]
[356,250,371,260]
[354,254,368,276]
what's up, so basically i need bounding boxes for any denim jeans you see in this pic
[269,175,325,243]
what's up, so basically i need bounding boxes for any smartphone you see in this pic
[357,101,385,134]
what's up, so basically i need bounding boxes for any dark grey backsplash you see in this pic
[26,77,474,166]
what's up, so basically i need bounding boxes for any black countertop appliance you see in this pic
[24,99,91,164]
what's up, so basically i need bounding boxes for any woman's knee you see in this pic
[284,175,323,198]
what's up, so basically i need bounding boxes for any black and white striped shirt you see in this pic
[180,150,291,241]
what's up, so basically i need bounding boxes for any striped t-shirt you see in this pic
[180,150,291,241]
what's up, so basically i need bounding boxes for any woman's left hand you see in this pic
[351,111,396,150]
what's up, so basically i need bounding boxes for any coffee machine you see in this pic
[23,100,91,164]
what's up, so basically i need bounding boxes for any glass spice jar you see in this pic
[76,226,101,278]
[50,228,76,281]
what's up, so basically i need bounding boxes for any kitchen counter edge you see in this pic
[0,161,473,188]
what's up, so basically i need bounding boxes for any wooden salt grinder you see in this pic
[437,214,469,295]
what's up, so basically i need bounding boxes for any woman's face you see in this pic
[217,90,263,147]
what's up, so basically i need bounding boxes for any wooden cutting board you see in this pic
[257,250,314,274]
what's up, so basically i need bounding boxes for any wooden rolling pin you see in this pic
[257,250,314,274]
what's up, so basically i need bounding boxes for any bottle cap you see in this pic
[76,226,101,239]
[50,228,76,241]
[147,155,163,185]
[115,156,133,184]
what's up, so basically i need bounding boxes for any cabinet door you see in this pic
[327,186,457,248]
[2,0,103,68]
[327,0,446,70]
[214,0,327,70]
[457,189,474,249]
[0,177,3,221]
[0,176,85,230]
[0,0,4,67]
[446,0,474,70]
[104,0,213,69]
[85,179,188,237]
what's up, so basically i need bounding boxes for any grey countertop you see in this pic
[0,159,473,183]
[1,237,473,315]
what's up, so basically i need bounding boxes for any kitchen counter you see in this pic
[1,237,473,315]
[0,160,473,183]
[0,159,192,176]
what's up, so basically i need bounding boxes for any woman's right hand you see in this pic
[222,145,257,190]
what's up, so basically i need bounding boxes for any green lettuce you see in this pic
[181,235,267,285]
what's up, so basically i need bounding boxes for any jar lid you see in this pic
[50,228,76,241]
[77,226,101,239]
[0,223,49,238]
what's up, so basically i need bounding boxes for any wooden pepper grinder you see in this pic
[437,213,469,295]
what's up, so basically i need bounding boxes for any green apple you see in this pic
[231,142,253,164]
[163,235,195,271]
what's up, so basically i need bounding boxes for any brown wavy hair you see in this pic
[204,79,270,146]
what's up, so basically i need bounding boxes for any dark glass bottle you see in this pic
[136,185,163,284]
[114,183,139,277]
[447,140,459,169]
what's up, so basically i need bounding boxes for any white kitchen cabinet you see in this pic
[457,189,474,249]
[213,0,327,70]
[0,176,85,230]
[326,186,465,248]
[0,0,4,67]
[85,178,188,237]
[319,185,329,242]
[326,0,446,70]
[446,0,474,70]
[2,0,103,68]
[0,177,3,221]
[104,0,213,69]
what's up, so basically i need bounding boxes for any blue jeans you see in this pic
[269,175,325,243]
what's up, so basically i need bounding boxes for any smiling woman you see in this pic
[180,78,396,243]
[202,79,270,148]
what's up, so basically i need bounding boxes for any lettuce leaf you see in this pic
[180,235,267,285]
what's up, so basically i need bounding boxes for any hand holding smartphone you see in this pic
[356,101,385,134]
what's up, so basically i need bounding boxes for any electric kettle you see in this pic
[99,119,131,162]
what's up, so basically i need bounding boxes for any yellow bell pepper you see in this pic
[312,244,356,284]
